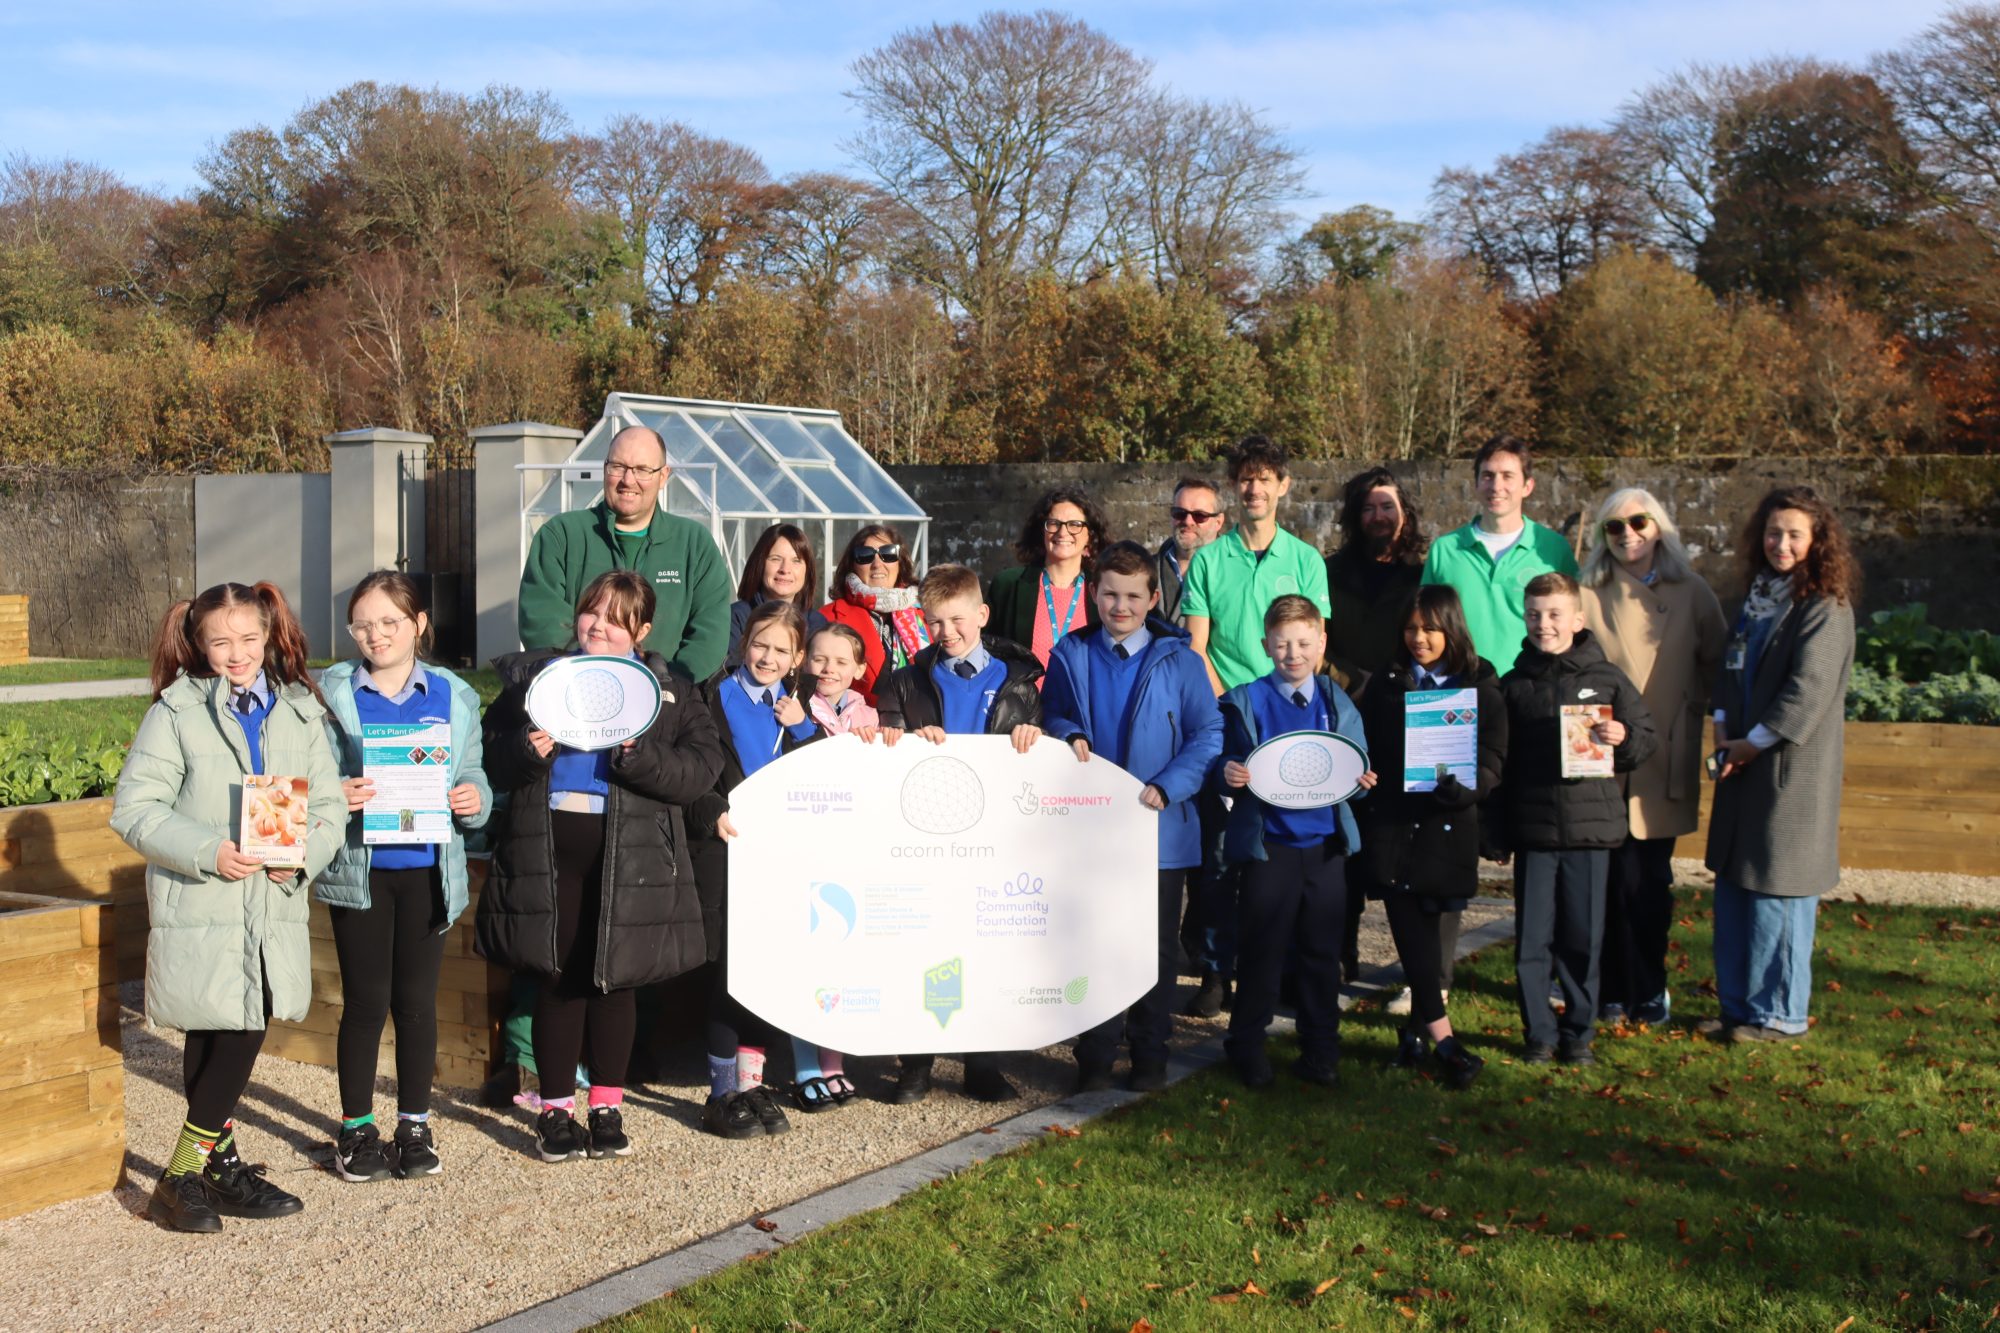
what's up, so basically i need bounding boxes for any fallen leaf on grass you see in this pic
[1313,1278,1341,1295]
[1045,1124,1082,1138]
[1851,912,1875,931]
[1965,1188,2000,1206]
[1833,1318,1855,1333]
[1472,1223,1499,1237]
[1458,1244,1478,1256]
[1129,1321,1154,1333]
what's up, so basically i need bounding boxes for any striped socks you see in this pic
[166,1119,221,1178]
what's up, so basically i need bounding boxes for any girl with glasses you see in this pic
[315,571,492,1182]
[1579,488,1726,1027]
[818,525,930,704]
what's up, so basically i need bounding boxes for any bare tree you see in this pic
[1430,127,1649,298]
[846,9,1150,339]
[579,115,771,322]
[1615,58,1839,261]
[1876,6,2000,242]
[464,86,573,294]
[758,172,891,314]
[1122,94,1304,298]
[0,153,161,303]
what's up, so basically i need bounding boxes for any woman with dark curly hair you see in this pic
[986,485,1105,668]
[1700,486,1858,1045]
[818,524,929,705]
[1325,467,1428,688]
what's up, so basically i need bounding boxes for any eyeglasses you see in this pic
[1170,506,1222,524]
[852,544,901,565]
[348,615,411,640]
[1603,514,1654,538]
[1043,518,1089,534]
[604,462,665,480]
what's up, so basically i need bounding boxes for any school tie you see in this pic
[1114,643,1130,660]
[954,660,978,679]
[233,689,257,716]
[761,689,775,707]
[1291,689,1308,708]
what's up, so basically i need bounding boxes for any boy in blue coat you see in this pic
[1043,541,1224,1093]
[1216,594,1375,1090]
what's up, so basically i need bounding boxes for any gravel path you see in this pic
[0,897,1512,1333]
[1669,857,2000,908]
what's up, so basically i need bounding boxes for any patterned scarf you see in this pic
[844,574,932,664]
[1740,569,1793,625]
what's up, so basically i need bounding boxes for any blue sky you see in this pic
[0,0,1962,227]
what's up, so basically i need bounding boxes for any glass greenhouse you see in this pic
[519,394,930,597]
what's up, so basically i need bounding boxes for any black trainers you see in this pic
[1228,1046,1275,1089]
[333,1122,394,1183]
[586,1107,632,1158]
[1432,1036,1485,1091]
[1557,1039,1596,1066]
[1292,1056,1341,1089]
[744,1084,792,1135]
[1522,1042,1556,1064]
[535,1107,586,1162]
[1185,971,1229,1018]
[148,1171,221,1233]
[964,1065,1019,1103]
[701,1092,766,1140]
[202,1158,303,1218]
[392,1119,441,1178]
[1392,1030,1430,1068]
[891,1064,934,1105]
[1129,1058,1169,1092]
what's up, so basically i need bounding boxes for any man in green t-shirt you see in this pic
[515,424,732,682]
[1177,435,1332,1019]
[1182,436,1333,695]
[1420,435,1578,675]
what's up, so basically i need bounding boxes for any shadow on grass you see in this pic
[612,893,2000,1333]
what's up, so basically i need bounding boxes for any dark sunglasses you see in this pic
[1603,514,1654,538]
[852,544,901,565]
[1170,506,1222,524]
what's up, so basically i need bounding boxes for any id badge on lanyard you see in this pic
[1724,633,1748,673]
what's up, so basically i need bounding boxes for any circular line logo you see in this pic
[1278,740,1335,788]
[564,667,624,722]
[900,756,986,835]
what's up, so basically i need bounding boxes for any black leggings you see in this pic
[695,837,771,1062]
[330,865,448,1119]
[184,1029,267,1131]
[532,811,636,1093]
[1383,895,1452,1025]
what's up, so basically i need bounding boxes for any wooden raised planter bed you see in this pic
[1673,721,2000,876]
[266,862,509,1090]
[0,595,26,666]
[0,891,123,1220]
[0,799,146,982]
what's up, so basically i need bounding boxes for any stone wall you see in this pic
[888,456,2000,624]
[0,474,196,658]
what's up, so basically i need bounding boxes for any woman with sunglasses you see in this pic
[987,486,1107,672]
[819,525,930,704]
[1579,488,1725,1027]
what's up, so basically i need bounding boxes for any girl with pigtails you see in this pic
[111,582,346,1234]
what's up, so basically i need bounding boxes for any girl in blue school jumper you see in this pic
[689,600,828,1140]
[317,571,491,1182]
[1215,593,1375,1091]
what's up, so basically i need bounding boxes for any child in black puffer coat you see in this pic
[1497,573,1656,1067]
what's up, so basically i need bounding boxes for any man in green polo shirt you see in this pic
[516,423,733,682]
[1420,434,1578,675]
[1182,435,1333,694]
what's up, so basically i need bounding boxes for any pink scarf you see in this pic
[843,574,932,662]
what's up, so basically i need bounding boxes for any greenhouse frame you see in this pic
[518,393,930,593]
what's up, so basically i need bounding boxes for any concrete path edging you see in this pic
[0,677,151,704]
[479,912,1517,1333]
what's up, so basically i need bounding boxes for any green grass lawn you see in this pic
[0,657,151,685]
[611,894,2000,1332]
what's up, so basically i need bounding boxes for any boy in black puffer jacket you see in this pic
[1498,573,1657,1066]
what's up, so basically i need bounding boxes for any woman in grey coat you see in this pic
[1701,486,1857,1043]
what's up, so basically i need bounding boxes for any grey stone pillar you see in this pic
[471,421,585,667]
[327,426,432,644]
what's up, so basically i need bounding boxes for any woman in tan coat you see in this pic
[1580,488,1726,1026]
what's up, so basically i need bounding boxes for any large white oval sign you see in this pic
[1244,729,1368,809]
[525,654,663,752]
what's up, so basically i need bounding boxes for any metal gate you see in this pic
[399,439,477,666]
